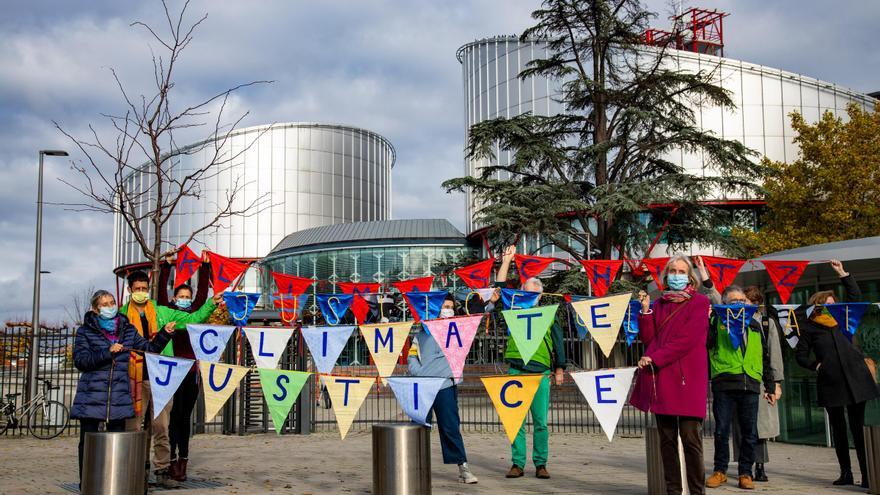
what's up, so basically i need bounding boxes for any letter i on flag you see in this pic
[360,321,414,377]
[481,374,545,443]
[502,305,558,364]
[301,325,356,374]
[322,375,374,439]
[145,353,194,419]
[199,361,249,422]
[422,314,483,380]
[570,368,637,441]
[186,324,236,362]
[243,327,294,369]
[825,303,872,341]
[570,294,631,358]
[385,377,446,426]
[258,369,311,433]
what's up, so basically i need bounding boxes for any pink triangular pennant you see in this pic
[422,314,483,380]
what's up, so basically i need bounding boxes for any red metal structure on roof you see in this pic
[644,7,728,57]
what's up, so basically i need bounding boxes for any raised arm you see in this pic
[495,245,515,284]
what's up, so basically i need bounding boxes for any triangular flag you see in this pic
[762,260,809,304]
[713,304,760,350]
[338,282,381,325]
[273,293,309,326]
[513,254,555,280]
[500,289,541,310]
[145,353,194,419]
[316,294,354,325]
[422,314,483,379]
[403,291,448,322]
[223,292,260,326]
[579,260,623,297]
[272,272,313,297]
[570,368,637,441]
[481,374,545,443]
[243,327,294,369]
[570,294,631,358]
[186,324,236,362]
[385,377,446,426]
[640,258,670,290]
[770,304,801,349]
[198,361,249,422]
[360,322,413,377]
[624,300,642,346]
[825,303,872,341]
[322,375,374,439]
[258,369,311,433]
[174,244,201,289]
[473,288,497,304]
[392,277,434,294]
[568,295,591,340]
[502,305,558,364]
[301,325,356,374]
[700,256,746,292]
[205,252,250,293]
[454,259,494,289]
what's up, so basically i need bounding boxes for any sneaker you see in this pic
[505,465,524,478]
[737,475,755,490]
[706,471,728,488]
[535,465,550,479]
[458,463,478,484]
[154,468,180,489]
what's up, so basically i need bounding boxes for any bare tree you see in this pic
[64,284,96,327]
[54,0,272,296]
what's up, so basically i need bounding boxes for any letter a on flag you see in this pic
[199,361,249,422]
[186,324,236,362]
[322,375,374,439]
[570,368,636,441]
[243,327,294,369]
[762,260,809,304]
[502,305,558,364]
[258,369,311,434]
[422,314,483,380]
[481,374,545,443]
[570,293,631,358]
[301,325,356,374]
[579,260,623,297]
[360,321,413,377]
[385,377,446,426]
[770,304,801,348]
[145,353,194,419]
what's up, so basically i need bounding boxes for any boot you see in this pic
[168,458,180,481]
[753,463,768,482]
[154,468,180,488]
[175,458,188,482]
[833,470,854,486]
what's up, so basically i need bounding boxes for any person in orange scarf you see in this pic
[119,270,220,488]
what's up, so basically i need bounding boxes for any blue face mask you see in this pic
[176,298,192,310]
[99,307,117,320]
[666,273,689,291]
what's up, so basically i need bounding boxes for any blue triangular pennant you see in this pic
[223,292,260,326]
[500,288,541,310]
[713,304,759,350]
[385,377,446,426]
[568,295,591,340]
[403,291,448,321]
[316,294,354,325]
[145,353,194,418]
[624,300,642,346]
[825,303,872,341]
[301,325,356,374]
[186,324,237,362]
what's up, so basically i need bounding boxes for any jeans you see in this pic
[656,414,705,495]
[169,371,199,460]
[712,389,759,476]
[510,369,550,468]
[78,418,125,483]
[826,401,867,476]
[424,385,467,464]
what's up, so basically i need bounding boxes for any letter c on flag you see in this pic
[500,380,523,408]
[199,328,219,355]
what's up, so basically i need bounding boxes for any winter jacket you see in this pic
[408,325,455,390]
[71,312,171,420]
[757,312,784,438]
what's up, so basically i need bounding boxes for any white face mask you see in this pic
[440,308,455,318]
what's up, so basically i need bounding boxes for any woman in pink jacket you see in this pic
[630,255,711,495]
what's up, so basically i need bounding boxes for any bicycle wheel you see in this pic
[0,404,12,436]
[28,400,70,439]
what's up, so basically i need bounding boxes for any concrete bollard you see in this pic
[372,423,431,495]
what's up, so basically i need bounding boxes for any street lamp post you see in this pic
[26,150,68,404]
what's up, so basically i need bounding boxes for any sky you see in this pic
[1,0,878,324]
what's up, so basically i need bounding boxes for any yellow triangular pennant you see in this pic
[359,321,413,377]
[198,361,249,422]
[481,374,545,443]
[322,375,374,439]
[570,293,631,358]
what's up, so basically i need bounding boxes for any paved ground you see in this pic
[0,430,869,494]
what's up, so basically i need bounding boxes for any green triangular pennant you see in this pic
[257,369,311,433]
[502,304,558,365]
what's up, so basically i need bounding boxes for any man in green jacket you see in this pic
[121,270,219,488]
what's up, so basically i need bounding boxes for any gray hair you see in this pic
[522,277,544,292]
[90,290,115,309]
[661,255,701,289]
[722,285,746,304]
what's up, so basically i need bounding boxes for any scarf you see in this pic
[810,306,838,328]
[126,301,158,416]
[96,316,119,342]
[661,286,696,304]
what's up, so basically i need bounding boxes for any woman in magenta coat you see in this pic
[630,255,711,495]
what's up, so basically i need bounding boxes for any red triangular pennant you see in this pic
[762,260,809,304]
[579,260,623,297]
[392,277,434,294]
[272,272,313,296]
[699,256,746,292]
[513,254,556,280]
[174,244,202,288]
[640,257,670,290]
[454,259,494,289]
[205,252,250,293]
[338,282,381,325]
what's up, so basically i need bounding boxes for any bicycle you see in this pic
[0,378,70,439]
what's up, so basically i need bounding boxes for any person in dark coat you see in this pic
[72,290,174,484]
[795,259,879,488]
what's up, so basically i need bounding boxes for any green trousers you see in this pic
[509,368,551,468]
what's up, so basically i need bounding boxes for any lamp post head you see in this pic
[40,150,68,157]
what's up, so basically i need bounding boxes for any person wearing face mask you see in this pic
[705,285,774,491]
[407,294,479,484]
[166,284,199,482]
[71,290,174,487]
[795,260,878,488]
[630,255,711,495]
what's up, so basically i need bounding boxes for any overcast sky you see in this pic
[1,0,878,324]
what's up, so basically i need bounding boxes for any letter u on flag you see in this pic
[205,251,250,293]
[174,244,201,288]
[481,374,545,443]
[186,324,236,362]
[500,288,541,310]
[502,305,558,365]
[316,294,354,325]
[579,260,623,297]
[403,291,447,322]
[273,293,309,326]
[223,292,260,326]
[422,314,483,380]
[258,369,311,434]
[360,321,414,377]
[825,303,872,341]
[301,325,356,374]
[713,304,759,350]
[322,375,374,439]
[243,327,294,369]
[385,377,446,426]
[570,368,636,441]
[570,293,631,357]
[145,353,194,419]
[199,361,249,422]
